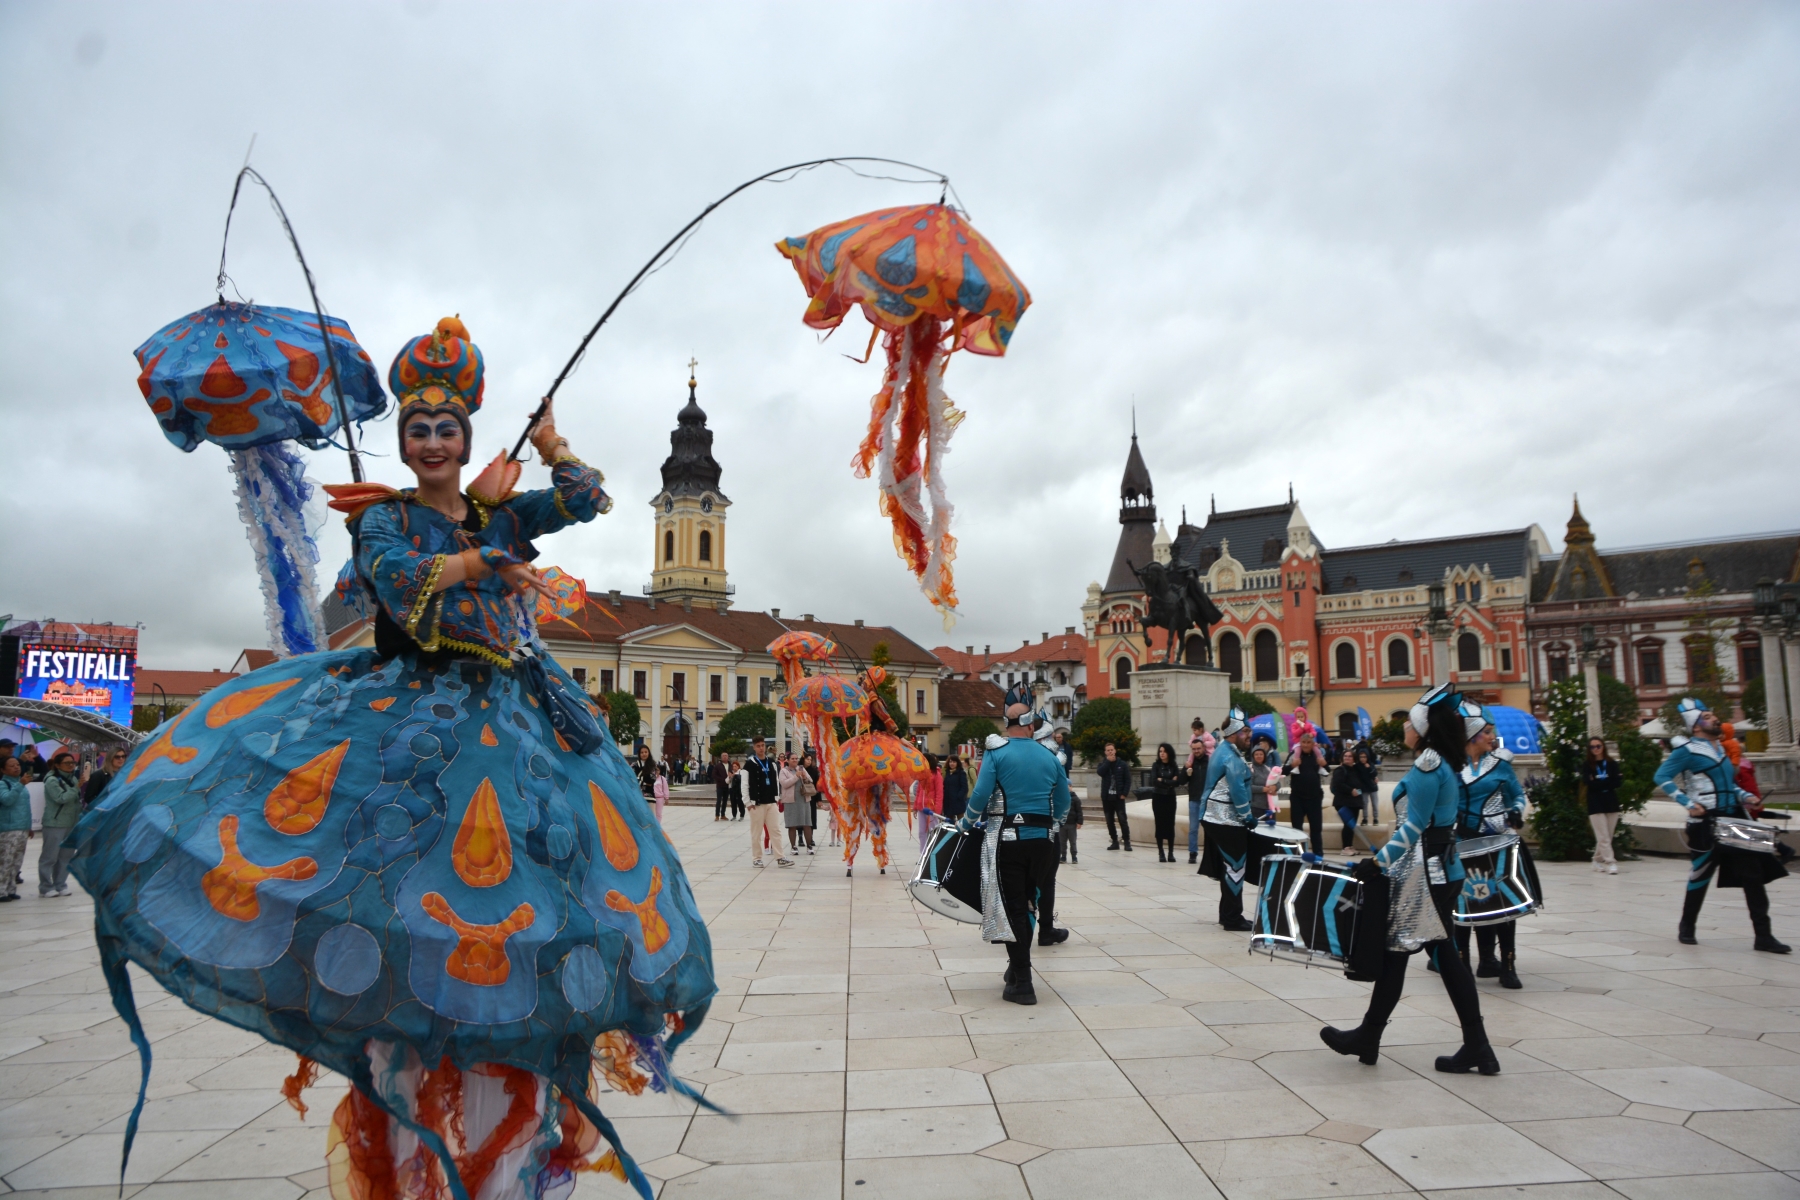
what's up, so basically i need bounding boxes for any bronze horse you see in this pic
[1131,559,1224,666]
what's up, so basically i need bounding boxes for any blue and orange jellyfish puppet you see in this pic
[777,205,1030,626]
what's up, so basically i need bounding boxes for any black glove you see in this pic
[1506,811,1525,831]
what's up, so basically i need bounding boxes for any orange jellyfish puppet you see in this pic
[777,205,1030,626]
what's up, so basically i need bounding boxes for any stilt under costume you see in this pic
[1320,685,1497,1075]
[1657,698,1788,951]
[74,318,715,1200]
[1453,703,1538,989]
[1197,707,1256,931]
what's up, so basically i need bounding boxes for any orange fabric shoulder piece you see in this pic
[323,482,403,520]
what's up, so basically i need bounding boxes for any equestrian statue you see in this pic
[1131,558,1224,666]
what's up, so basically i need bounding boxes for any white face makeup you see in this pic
[403,413,466,486]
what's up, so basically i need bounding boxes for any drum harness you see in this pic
[975,784,1059,944]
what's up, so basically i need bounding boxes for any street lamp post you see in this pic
[1295,661,1310,709]
[151,682,169,727]
[1578,623,1603,740]
[1755,579,1794,749]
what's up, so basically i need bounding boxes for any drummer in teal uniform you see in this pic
[1452,701,1535,989]
[956,704,1072,1005]
[1658,698,1789,952]
[1197,707,1256,931]
[1321,684,1499,1075]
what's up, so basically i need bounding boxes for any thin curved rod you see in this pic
[217,168,364,482]
[510,156,954,462]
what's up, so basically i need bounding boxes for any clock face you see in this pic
[663,498,674,514]
[701,496,714,513]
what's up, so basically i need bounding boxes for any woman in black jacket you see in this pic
[1150,743,1184,862]
[941,754,970,822]
[1354,745,1381,824]
[1582,738,1621,874]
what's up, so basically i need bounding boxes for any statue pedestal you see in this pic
[1130,664,1233,756]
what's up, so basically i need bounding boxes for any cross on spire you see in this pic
[687,356,699,384]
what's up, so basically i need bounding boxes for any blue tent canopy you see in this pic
[1487,704,1543,755]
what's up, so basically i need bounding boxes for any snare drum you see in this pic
[1716,816,1780,855]
[1249,824,1308,883]
[1250,855,1361,968]
[1453,832,1538,926]
[908,824,984,923]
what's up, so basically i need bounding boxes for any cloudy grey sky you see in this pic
[3,2,1796,668]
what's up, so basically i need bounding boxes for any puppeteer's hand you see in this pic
[499,562,558,601]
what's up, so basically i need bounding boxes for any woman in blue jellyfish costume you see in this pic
[74,317,714,1200]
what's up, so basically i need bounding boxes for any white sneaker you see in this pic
[1607,864,1618,875]
[752,860,764,868]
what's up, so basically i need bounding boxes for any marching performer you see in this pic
[1320,685,1499,1075]
[1197,707,1256,932]
[954,704,1071,1005]
[1658,698,1789,952]
[1453,703,1534,989]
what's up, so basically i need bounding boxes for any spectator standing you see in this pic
[1248,745,1275,820]
[1330,747,1363,852]
[913,753,944,854]
[1149,743,1183,861]
[39,749,81,896]
[941,754,969,824]
[1354,745,1381,824]
[0,756,28,901]
[83,748,126,811]
[744,737,792,868]
[17,744,46,782]
[633,745,659,804]
[1582,738,1621,875]
[785,753,818,855]
[1285,732,1328,856]
[1059,783,1084,864]
[652,763,669,823]
[1096,741,1134,852]
[1048,730,1074,777]
[711,752,733,821]
[1186,720,1211,864]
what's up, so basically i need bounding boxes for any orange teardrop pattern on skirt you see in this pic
[452,778,512,887]
[368,696,396,712]
[263,740,349,835]
[604,866,670,954]
[586,781,639,871]
[127,715,199,782]
[480,724,498,747]
[206,676,301,728]
[202,815,319,921]
[420,893,534,986]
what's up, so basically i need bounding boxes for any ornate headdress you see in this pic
[1458,697,1491,740]
[1218,706,1248,737]
[1409,682,1457,736]
[390,316,485,464]
[1676,696,1710,732]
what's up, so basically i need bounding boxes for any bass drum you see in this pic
[909,823,985,924]
[1453,832,1539,926]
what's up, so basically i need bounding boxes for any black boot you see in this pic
[1003,972,1037,1005]
[1123,839,1133,852]
[1320,1023,1383,1065]
[1039,926,1070,947]
[1498,951,1522,989]
[1679,887,1706,945]
[1221,915,1253,932]
[1435,1043,1501,1075]
[1189,851,1198,864]
[1748,885,1791,953]
[1476,954,1500,979]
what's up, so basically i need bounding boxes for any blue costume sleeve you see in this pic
[1498,761,1526,814]
[354,500,448,641]
[1654,745,1692,803]
[1378,765,1439,868]
[502,459,612,540]
[1228,754,1253,824]
[1052,763,1071,824]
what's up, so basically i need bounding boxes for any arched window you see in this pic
[1253,630,1280,682]
[698,530,712,562]
[663,529,675,563]
[1387,638,1411,678]
[1218,632,1242,682]
[1457,632,1481,673]
[1115,657,1132,692]
[1334,642,1358,680]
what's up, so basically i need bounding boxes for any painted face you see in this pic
[1469,725,1496,755]
[402,411,466,484]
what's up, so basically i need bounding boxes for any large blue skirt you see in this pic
[72,647,714,1092]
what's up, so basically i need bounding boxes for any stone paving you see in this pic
[3,809,1800,1199]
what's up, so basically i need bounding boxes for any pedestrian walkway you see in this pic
[2,810,1798,1198]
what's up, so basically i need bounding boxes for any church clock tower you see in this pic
[649,365,732,608]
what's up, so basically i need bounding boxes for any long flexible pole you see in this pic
[508,156,954,462]
[216,167,365,482]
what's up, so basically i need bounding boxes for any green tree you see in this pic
[1529,677,1653,860]
[1368,716,1407,759]
[598,691,640,745]
[717,703,776,744]
[1230,687,1276,718]
[712,736,748,757]
[869,642,911,737]
[949,716,1000,749]
[1072,697,1130,740]
[1741,674,1767,727]
[1074,724,1141,767]
[132,702,187,733]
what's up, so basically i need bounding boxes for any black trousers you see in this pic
[1289,796,1324,856]
[715,786,729,818]
[997,836,1059,975]
[731,790,745,819]
[1102,796,1131,846]
[1456,921,1516,962]
[1358,880,1489,1048]
[1058,824,1079,862]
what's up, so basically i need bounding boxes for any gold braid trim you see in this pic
[405,555,449,643]
[553,487,577,523]
[435,634,515,669]
[551,453,603,483]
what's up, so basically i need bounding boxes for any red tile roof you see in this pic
[939,679,1006,720]
[554,596,941,668]
[933,631,1087,677]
